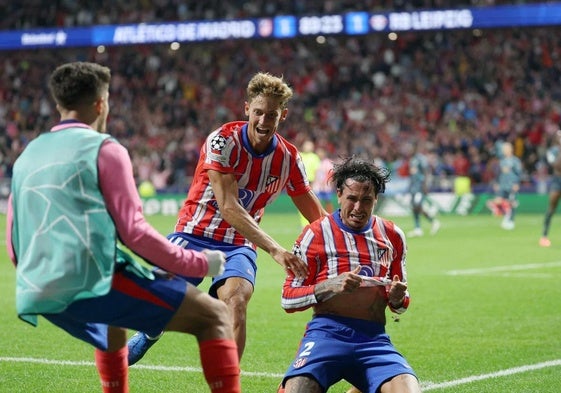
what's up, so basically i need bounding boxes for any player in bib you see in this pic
[7,62,239,393]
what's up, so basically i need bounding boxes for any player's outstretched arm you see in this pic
[291,191,327,224]
[99,141,213,277]
[208,169,308,277]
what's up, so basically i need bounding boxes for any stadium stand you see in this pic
[0,1,551,30]
[0,2,560,193]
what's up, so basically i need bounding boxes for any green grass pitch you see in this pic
[1,211,561,392]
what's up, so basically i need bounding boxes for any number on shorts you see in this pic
[298,341,315,357]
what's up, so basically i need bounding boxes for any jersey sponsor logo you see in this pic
[359,265,374,277]
[238,189,254,208]
[208,189,255,210]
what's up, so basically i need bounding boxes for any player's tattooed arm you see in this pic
[313,266,362,303]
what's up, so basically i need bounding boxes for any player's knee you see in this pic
[284,376,322,393]
[197,297,233,338]
[207,297,232,325]
[381,373,421,393]
[227,292,249,309]
[218,282,252,315]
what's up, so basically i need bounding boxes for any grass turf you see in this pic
[1,211,561,392]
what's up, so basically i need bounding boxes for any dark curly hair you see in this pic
[331,156,391,196]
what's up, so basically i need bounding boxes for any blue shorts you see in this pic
[281,315,417,393]
[167,232,258,297]
[43,265,187,351]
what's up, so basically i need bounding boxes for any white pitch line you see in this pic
[421,359,561,391]
[0,356,284,378]
[2,356,561,388]
[446,260,561,276]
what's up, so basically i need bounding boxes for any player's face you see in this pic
[245,95,287,154]
[337,179,376,230]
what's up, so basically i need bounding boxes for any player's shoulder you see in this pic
[375,215,395,228]
[375,216,405,239]
[100,137,128,159]
[274,133,301,158]
[213,121,246,137]
[206,121,246,150]
[302,214,331,236]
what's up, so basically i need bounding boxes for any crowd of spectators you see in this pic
[1,2,561,194]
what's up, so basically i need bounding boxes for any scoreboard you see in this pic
[1,2,561,50]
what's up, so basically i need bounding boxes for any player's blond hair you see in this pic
[246,72,293,109]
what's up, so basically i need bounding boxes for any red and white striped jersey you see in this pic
[281,212,408,312]
[175,121,311,247]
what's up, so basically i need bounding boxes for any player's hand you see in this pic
[323,266,363,293]
[337,265,363,292]
[202,249,226,277]
[314,266,362,302]
[273,248,308,278]
[387,275,407,306]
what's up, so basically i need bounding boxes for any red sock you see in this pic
[94,346,129,393]
[199,339,241,393]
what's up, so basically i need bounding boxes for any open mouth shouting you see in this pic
[255,126,270,135]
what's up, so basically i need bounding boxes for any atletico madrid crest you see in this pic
[293,357,307,368]
[265,175,279,193]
